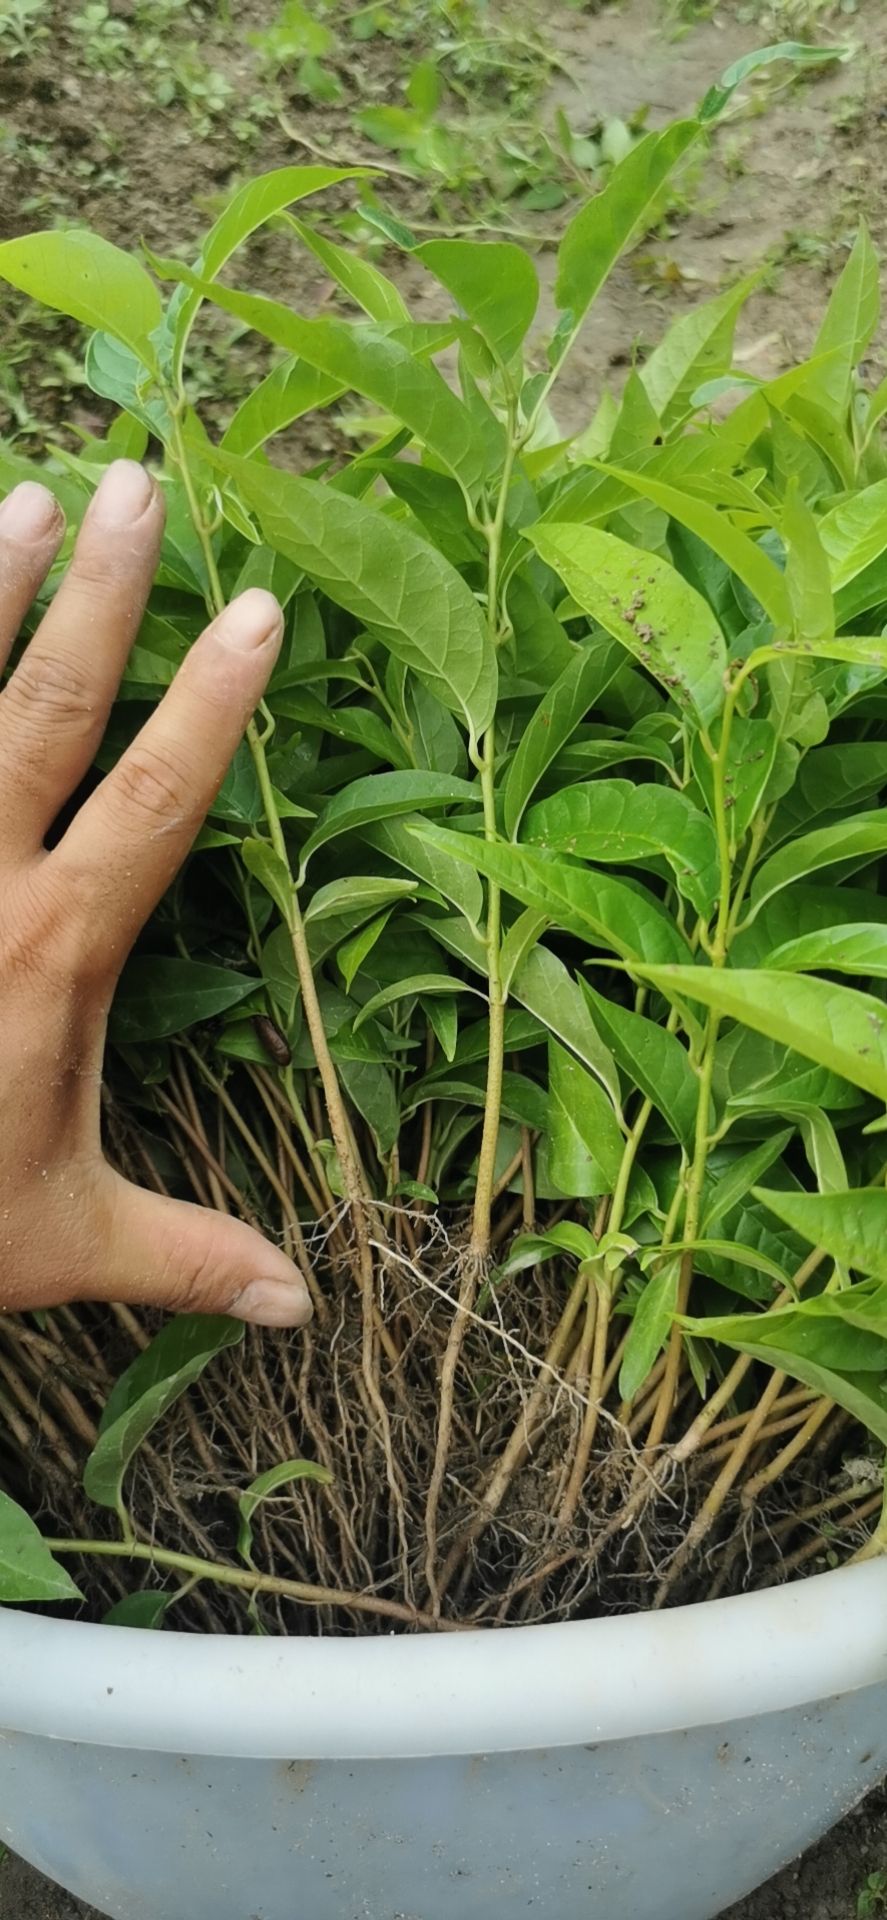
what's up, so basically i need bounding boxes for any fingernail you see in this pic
[90,459,155,530]
[0,481,62,544]
[215,588,284,654]
[231,1276,313,1328]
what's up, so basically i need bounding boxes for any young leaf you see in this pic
[750,811,887,917]
[512,944,621,1110]
[641,966,887,1105]
[698,41,848,123]
[169,271,500,492]
[166,164,369,374]
[620,1258,680,1402]
[289,215,410,324]
[556,122,701,324]
[305,876,417,924]
[222,359,344,457]
[701,1131,795,1234]
[416,239,538,365]
[110,958,261,1043]
[524,779,719,919]
[811,219,880,420]
[754,1186,887,1282]
[238,1457,333,1562]
[417,826,691,964]
[502,642,623,838]
[0,230,161,365]
[363,816,484,930]
[548,1041,624,1198]
[768,924,887,979]
[353,973,482,1030]
[528,523,727,730]
[104,1590,171,1630]
[214,456,497,749]
[0,1492,81,1604]
[684,1301,887,1447]
[84,1318,244,1511]
[597,464,790,629]
[242,838,294,925]
[301,771,477,866]
[819,477,887,590]
[640,277,758,428]
[580,980,698,1149]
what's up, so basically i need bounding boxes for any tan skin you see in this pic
[0,460,312,1330]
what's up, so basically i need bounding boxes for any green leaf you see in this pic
[110,958,260,1043]
[354,972,481,1030]
[701,1131,795,1234]
[242,838,294,924]
[640,276,758,428]
[684,1300,887,1446]
[340,1057,400,1152]
[301,771,476,866]
[528,523,727,730]
[771,743,887,839]
[597,464,791,629]
[556,121,701,323]
[423,993,459,1061]
[641,966,887,1105]
[85,1317,244,1511]
[620,1258,680,1401]
[511,944,621,1110]
[305,875,417,924]
[812,220,880,420]
[769,923,887,979]
[502,642,623,838]
[548,1040,624,1198]
[237,1456,333,1562]
[214,456,496,750]
[289,215,410,324]
[750,811,887,917]
[580,980,698,1148]
[0,1492,81,1604]
[819,477,887,590]
[782,483,834,648]
[525,779,719,918]
[363,816,484,929]
[221,359,343,456]
[416,239,538,365]
[338,910,392,991]
[754,1186,887,1281]
[699,41,848,123]
[417,826,691,965]
[166,164,368,374]
[0,229,161,365]
[168,272,499,492]
[493,1221,599,1280]
[104,1590,171,1630]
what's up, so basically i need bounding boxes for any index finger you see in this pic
[54,588,284,976]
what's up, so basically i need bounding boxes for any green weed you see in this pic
[859,1873,887,1918]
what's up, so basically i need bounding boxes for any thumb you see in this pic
[96,1176,314,1327]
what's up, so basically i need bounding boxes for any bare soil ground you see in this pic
[1,0,886,1913]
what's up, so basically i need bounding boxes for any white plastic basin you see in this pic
[1,1560,886,1920]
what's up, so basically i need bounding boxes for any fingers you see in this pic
[0,481,66,674]
[0,461,164,853]
[57,589,284,975]
[97,1174,314,1326]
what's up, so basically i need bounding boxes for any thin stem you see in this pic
[44,1539,453,1632]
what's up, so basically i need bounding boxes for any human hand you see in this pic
[0,461,312,1328]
